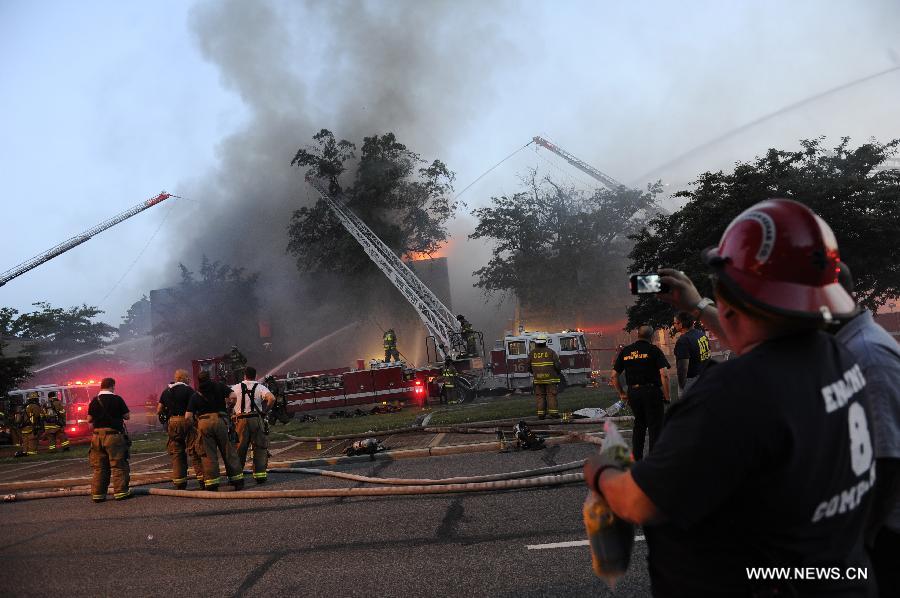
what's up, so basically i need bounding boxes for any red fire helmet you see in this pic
[703,198,855,320]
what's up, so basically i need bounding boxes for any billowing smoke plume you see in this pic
[167,0,510,370]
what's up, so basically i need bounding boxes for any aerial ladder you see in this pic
[0,191,174,288]
[532,136,627,190]
[305,176,460,361]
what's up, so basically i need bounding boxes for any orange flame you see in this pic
[405,239,454,261]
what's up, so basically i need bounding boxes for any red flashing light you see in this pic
[69,427,77,433]
[76,405,83,412]
[75,381,83,385]
[415,380,422,386]
[415,387,424,394]
[88,379,96,384]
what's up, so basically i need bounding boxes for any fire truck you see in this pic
[5,379,100,441]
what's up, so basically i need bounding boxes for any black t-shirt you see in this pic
[674,328,711,378]
[188,380,231,415]
[614,340,670,387]
[158,383,196,417]
[631,331,873,597]
[88,393,130,432]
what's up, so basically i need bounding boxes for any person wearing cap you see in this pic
[585,199,872,596]
[528,333,562,419]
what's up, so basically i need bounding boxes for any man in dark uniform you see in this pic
[186,371,244,491]
[156,369,197,490]
[42,391,70,451]
[612,326,670,460]
[88,377,132,502]
[586,199,872,596]
[383,329,400,363]
[672,311,710,400]
[528,334,563,419]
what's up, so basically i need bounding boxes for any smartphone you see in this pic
[629,273,669,295]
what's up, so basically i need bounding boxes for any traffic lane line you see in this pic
[526,535,645,550]
[0,460,81,481]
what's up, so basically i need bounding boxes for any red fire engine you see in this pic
[6,379,100,439]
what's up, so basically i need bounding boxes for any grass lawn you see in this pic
[0,386,626,462]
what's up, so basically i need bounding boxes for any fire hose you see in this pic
[3,468,585,502]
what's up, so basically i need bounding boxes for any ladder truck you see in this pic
[532,136,627,191]
[0,191,173,288]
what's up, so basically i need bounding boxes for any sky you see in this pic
[2,0,899,338]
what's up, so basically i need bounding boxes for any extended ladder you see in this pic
[305,176,459,358]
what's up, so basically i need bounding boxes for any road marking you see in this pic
[428,433,446,448]
[129,452,168,466]
[526,535,645,550]
[269,441,303,456]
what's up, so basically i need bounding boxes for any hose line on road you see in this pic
[268,459,584,486]
[3,472,585,502]
[0,431,606,494]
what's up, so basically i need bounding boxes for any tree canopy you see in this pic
[626,137,900,330]
[1,303,116,357]
[151,256,260,370]
[0,339,32,396]
[288,129,458,276]
[470,171,660,321]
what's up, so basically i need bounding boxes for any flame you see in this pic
[404,240,453,262]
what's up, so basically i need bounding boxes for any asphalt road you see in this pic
[1,442,652,597]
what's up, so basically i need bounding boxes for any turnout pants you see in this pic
[43,425,70,450]
[166,416,191,488]
[235,414,269,482]
[628,386,665,460]
[384,348,400,362]
[441,385,458,405]
[89,428,130,501]
[534,383,559,418]
[20,427,40,455]
[197,413,244,488]
[186,424,205,485]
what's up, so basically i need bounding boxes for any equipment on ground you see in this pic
[513,420,545,450]
[345,437,385,456]
[0,192,173,288]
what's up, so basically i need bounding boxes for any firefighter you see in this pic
[528,334,562,419]
[17,391,43,457]
[456,314,478,356]
[226,345,248,383]
[42,391,70,451]
[156,369,198,490]
[229,366,276,484]
[440,357,459,405]
[9,400,24,455]
[187,370,244,491]
[87,377,132,502]
[383,329,400,363]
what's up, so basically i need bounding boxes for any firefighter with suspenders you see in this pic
[229,366,276,484]
[42,391,70,451]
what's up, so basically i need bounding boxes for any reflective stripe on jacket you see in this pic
[529,348,562,384]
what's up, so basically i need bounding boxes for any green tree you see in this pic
[7,303,116,358]
[151,256,260,370]
[118,295,151,339]
[626,137,900,330]
[288,129,458,275]
[0,339,32,396]
[470,170,660,320]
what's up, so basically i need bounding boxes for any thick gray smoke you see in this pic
[167,0,510,370]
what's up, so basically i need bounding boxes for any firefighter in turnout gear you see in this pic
[456,314,478,357]
[383,329,400,363]
[440,358,459,405]
[229,366,276,484]
[42,391,70,451]
[88,378,132,501]
[529,334,562,419]
[17,392,43,456]
[156,369,199,490]
[187,371,244,491]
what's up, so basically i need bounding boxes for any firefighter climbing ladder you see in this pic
[305,176,459,358]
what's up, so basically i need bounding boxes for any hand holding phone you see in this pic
[629,273,669,295]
